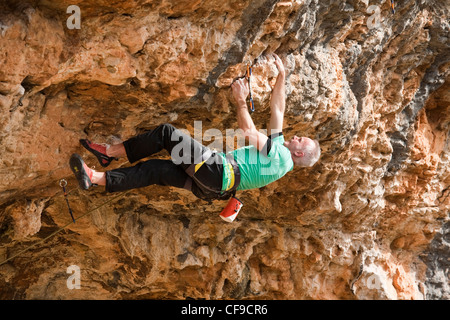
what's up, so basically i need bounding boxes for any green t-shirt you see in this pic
[220,134,294,191]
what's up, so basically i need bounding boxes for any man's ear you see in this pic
[294,151,304,158]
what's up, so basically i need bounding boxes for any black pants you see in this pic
[105,124,224,199]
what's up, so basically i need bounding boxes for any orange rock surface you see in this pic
[0,0,448,299]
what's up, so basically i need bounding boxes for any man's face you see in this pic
[284,136,315,154]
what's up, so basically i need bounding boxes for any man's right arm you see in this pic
[268,54,286,136]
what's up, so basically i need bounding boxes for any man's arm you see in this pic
[268,54,286,136]
[231,78,268,152]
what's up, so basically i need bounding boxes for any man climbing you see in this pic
[69,54,321,202]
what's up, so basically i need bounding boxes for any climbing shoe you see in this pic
[70,153,95,190]
[79,139,116,168]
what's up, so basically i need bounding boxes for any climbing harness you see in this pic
[390,0,395,14]
[185,151,242,222]
[185,152,241,198]
[60,179,75,223]
[246,64,255,113]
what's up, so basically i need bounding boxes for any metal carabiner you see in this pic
[59,179,68,188]
[246,64,255,113]
[59,179,75,223]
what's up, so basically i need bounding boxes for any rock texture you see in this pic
[0,0,449,300]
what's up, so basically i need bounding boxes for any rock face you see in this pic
[0,0,449,300]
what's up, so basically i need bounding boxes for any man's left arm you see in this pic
[231,78,268,152]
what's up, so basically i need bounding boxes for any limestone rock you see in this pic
[0,0,449,300]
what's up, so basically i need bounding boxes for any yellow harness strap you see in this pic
[224,163,235,191]
[194,160,235,191]
[194,161,206,173]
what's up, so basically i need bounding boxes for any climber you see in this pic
[69,54,321,201]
